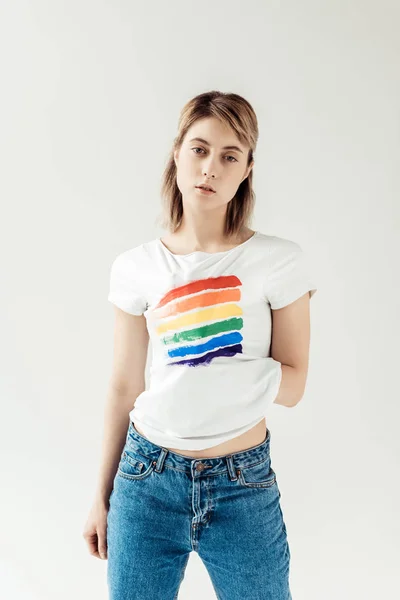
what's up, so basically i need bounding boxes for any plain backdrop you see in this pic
[1,1,399,598]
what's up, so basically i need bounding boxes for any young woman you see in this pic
[83,90,317,599]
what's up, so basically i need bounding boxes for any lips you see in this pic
[196,184,215,192]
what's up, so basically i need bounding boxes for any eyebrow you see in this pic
[189,137,244,154]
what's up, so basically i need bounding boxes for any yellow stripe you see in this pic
[156,303,243,335]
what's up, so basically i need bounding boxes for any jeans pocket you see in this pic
[237,456,277,489]
[117,445,156,481]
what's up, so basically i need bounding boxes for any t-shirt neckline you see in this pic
[157,230,259,258]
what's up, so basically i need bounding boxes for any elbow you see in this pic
[289,384,307,407]
[289,394,304,408]
[277,364,307,408]
[289,369,308,407]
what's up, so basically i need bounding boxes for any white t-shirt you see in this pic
[107,231,317,450]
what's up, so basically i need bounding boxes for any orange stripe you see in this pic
[154,288,241,319]
[155,275,241,309]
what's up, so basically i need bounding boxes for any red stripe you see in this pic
[155,275,241,309]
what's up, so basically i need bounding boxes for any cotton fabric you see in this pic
[107,231,317,450]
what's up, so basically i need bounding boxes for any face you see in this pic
[173,116,254,212]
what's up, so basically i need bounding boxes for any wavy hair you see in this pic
[157,90,259,237]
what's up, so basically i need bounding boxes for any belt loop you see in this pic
[153,447,169,473]
[225,455,238,481]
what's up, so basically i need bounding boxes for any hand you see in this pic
[82,497,110,560]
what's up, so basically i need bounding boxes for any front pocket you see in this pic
[117,449,155,481]
[236,457,277,488]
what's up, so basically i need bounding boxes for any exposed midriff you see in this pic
[133,418,268,459]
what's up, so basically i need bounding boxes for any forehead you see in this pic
[185,117,244,150]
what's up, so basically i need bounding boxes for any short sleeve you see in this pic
[264,241,317,310]
[107,251,147,315]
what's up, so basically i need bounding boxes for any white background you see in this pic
[1,1,399,598]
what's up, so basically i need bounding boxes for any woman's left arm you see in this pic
[271,291,312,408]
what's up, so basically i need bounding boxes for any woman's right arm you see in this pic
[83,306,149,560]
[95,305,149,504]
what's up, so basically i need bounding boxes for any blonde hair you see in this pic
[158,90,259,237]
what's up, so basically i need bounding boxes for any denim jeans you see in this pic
[107,420,292,599]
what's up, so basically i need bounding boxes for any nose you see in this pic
[203,166,216,179]
[202,155,218,178]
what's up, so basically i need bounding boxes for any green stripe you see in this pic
[162,317,243,346]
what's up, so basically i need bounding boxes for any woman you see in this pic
[83,90,317,599]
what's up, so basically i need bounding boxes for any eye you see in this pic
[191,148,238,163]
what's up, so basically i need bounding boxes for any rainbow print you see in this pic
[153,275,244,367]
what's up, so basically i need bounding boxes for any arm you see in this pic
[95,305,149,504]
[270,291,312,408]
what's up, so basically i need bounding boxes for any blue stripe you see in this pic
[167,331,243,358]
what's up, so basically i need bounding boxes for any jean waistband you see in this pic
[125,420,272,477]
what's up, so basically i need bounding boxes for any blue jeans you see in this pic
[107,420,292,599]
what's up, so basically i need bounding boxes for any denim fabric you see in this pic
[107,420,292,599]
